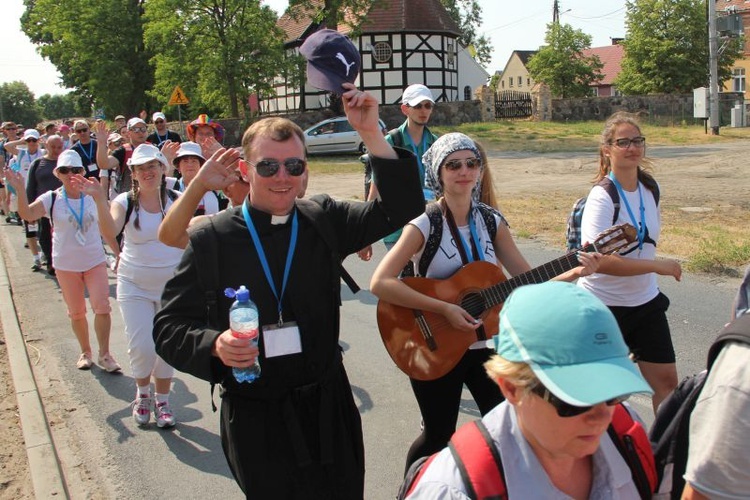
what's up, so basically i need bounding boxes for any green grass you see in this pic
[305,120,750,173]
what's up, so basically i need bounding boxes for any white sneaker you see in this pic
[131,395,152,426]
[154,401,176,428]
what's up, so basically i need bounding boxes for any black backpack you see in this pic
[566,176,660,251]
[363,129,402,199]
[649,312,750,499]
[400,201,504,278]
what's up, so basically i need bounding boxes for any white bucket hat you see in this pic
[127,144,169,169]
[172,141,206,166]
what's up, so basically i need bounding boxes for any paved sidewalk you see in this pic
[0,223,68,498]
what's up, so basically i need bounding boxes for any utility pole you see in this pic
[553,0,560,24]
[708,0,720,135]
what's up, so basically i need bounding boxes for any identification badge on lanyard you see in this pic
[262,321,302,357]
[75,228,86,245]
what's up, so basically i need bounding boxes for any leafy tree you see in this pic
[617,0,742,95]
[143,0,287,118]
[21,0,155,119]
[526,23,603,98]
[439,0,493,66]
[0,81,42,127]
[37,93,78,120]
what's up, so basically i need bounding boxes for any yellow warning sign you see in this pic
[168,86,189,106]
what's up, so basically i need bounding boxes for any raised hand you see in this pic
[3,168,24,191]
[161,140,180,165]
[193,148,241,192]
[199,136,222,159]
[69,174,105,200]
[93,120,109,142]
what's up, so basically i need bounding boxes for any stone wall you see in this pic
[543,91,745,126]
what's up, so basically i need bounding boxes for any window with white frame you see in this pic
[733,68,745,92]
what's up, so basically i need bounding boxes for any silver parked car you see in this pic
[304,117,387,155]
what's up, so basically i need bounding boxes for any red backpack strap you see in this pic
[402,454,439,498]
[608,404,657,499]
[448,420,507,500]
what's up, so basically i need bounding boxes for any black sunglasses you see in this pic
[530,382,629,418]
[249,158,307,178]
[75,128,89,133]
[25,138,39,143]
[57,166,85,175]
[409,102,434,110]
[444,157,481,171]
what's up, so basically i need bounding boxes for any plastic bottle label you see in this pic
[231,328,259,340]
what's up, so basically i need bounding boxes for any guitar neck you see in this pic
[483,242,594,308]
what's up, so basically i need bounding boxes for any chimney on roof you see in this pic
[611,37,624,45]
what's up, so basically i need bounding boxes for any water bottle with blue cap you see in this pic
[225,286,261,383]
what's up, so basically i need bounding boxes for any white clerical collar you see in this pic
[271,214,290,225]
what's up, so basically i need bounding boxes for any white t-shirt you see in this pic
[112,192,184,269]
[167,177,220,215]
[38,189,106,272]
[409,206,502,280]
[13,147,45,183]
[577,181,661,307]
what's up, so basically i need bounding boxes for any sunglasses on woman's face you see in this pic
[443,157,481,171]
[530,382,630,418]
[57,166,85,175]
[249,158,307,178]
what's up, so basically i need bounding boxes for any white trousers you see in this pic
[117,262,176,380]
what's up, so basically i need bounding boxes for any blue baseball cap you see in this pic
[299,29,360,94]
[494,282,652,406]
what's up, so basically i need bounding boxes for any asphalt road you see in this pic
[0,217,742,499]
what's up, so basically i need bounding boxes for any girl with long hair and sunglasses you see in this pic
[5,150,121,373]
[81,144,184,428]
[370,133,601,472]
[577,112,682,413]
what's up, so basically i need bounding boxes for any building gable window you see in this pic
[373,41,393,63]
[517,76,522,87]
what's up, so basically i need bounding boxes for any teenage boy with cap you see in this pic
[405,281,655,499]
[357,83,438,260]
[112,115,127,133]
[147,112,182,149]
[95,118,151,195]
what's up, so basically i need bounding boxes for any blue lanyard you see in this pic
[61,188,85,230]
[156,132,167,145]
[455,209,483,263]
[609,173,646,249]
[405,129,429,183]
[241,201,299,325]
[79,141,94,164]
[178,178,185,192]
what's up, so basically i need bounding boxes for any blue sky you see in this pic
[2,0,627,97]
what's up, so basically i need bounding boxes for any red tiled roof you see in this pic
[278,0,461,43]
[582,44,624,86]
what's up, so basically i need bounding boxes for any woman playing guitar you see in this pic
[370,133,602,472]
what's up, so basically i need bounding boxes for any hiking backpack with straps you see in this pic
[398,403,656,500]
[648,312,750,499]
[401,201,502,278]
[565,176,660,251]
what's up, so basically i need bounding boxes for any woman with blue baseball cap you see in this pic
[404,282,655,499]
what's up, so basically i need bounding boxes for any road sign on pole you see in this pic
[168,86,189,106]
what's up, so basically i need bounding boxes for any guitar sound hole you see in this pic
[460,293,485,318]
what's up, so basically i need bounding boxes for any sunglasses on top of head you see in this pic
[57,166,85,175]
[409,102,434,110]
[443,157,481,171]
[249,158,307,178]
[530,382,630,418]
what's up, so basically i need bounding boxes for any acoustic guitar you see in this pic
[377,223,637,381]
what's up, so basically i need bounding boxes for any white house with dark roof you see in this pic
[262,0,489,113]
